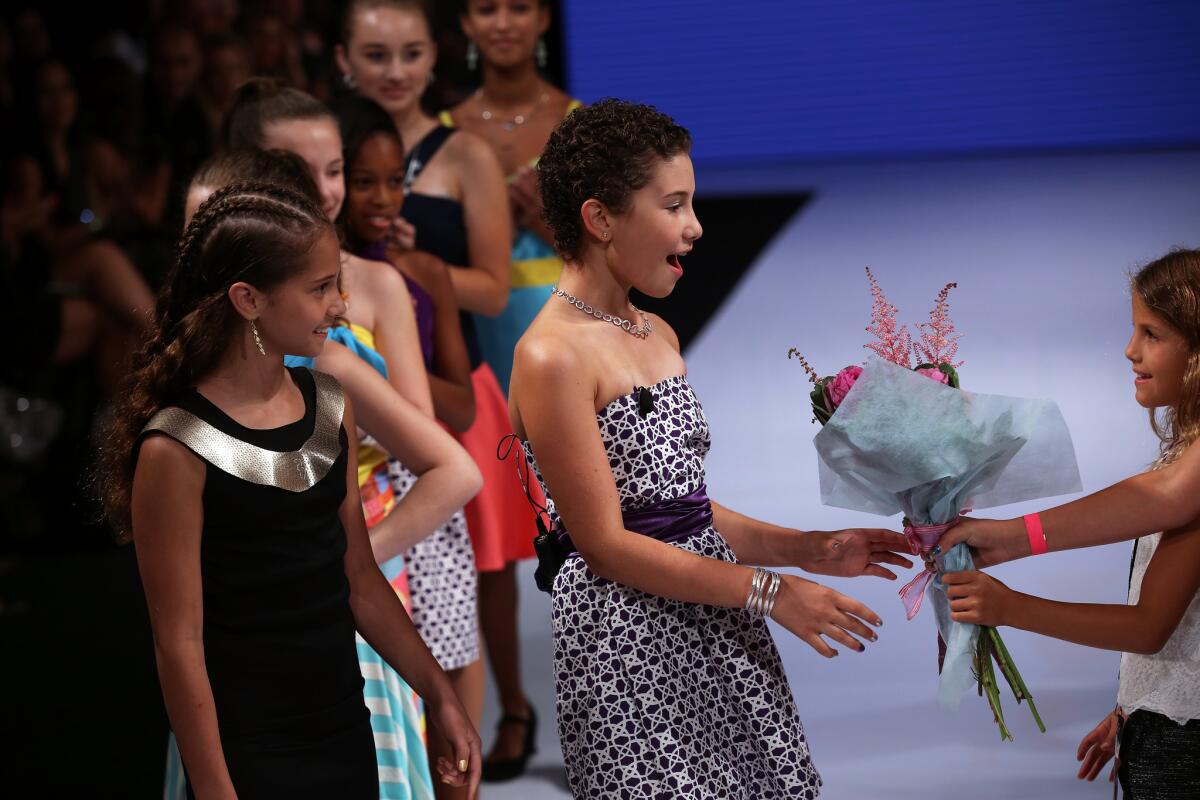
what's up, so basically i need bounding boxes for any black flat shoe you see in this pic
[481,706,537,783]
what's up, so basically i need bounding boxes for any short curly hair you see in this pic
[537,98,691,260]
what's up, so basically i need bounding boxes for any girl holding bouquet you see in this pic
[509,98,914,799]
[943,249,1200,799]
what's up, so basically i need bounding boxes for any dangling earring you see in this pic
[342,71,357,90]
[427,70,436,87]
[467,40,478,71]
[250,320,267,356]
[536,37,548,69]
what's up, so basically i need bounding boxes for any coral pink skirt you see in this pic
[457,363,539,572]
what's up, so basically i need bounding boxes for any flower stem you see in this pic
[988,626,1046,733]
[976,630,1012,741]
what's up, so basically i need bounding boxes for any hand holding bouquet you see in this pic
[791,269,1081,740]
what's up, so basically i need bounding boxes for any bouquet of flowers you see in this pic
[790,269,1081,740]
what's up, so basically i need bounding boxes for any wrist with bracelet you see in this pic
[745,567,782,619]
[1023,513,1048,556]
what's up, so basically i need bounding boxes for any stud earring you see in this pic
[467,41,478,71]
[342,72,357,90]
[250,320,267,356]
[602,230,610,240]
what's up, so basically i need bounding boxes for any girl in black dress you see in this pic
[96,181,481,799]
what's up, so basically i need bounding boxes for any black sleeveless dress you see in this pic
[400,125,482,369]
[139,367,377,799]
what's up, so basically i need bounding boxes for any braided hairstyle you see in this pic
[96,181,333,541]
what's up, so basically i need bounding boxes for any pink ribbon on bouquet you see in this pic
[898,517,963,620]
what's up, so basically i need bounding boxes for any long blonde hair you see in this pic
[1132,248,1200,464]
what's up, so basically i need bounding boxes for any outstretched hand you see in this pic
[803,528,914,580]
[771,574,884,658]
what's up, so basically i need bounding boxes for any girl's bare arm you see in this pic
[132,436,236,799]
[945,519,1200,654]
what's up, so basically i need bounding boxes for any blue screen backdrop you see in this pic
[561,0,1200,165]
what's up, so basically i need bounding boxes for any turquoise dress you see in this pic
[438,99,582,395]
[472,228,560,395]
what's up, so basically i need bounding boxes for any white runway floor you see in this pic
[481,149,1200,799]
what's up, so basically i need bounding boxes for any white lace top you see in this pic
[1117,531,1200,725]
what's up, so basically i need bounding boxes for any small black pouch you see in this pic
[533,516,573,594]
[498,433,566,594]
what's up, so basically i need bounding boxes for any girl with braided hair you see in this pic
[162,147,472,800]
[217,84,489,797]
[96,181,481,798]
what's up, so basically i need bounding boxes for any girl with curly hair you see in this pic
[512,98,913,799]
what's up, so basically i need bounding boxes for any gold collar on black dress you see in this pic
[141,370,344,492]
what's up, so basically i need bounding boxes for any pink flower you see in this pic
[915,366,950,385]
[863,267,913,368]
[825,365,863,410]
[913,281,963,368]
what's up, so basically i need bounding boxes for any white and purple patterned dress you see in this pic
[522,375,821,799]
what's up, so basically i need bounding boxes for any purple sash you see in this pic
[559,484,713,557]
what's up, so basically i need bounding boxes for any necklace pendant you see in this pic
[502,121,516,132]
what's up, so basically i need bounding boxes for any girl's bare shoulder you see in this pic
[347,252,410,297]
[135,431,206,487]
[513,309,598,390]
[642,311,680,353]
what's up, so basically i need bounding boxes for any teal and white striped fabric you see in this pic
[161,642,433,800]
[356,634,435,799]
[164,734,185,800]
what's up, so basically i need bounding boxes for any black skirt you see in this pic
[1119,709,1200,800]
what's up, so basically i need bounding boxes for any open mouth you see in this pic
[314,325,330,338]
[667,251,686,276]
[367,214,393,232]
[1134,370,1152,384]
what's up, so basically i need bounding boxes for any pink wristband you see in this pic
[1023,513,1048,556]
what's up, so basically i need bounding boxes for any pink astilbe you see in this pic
[863,267,912,367]
[913,282,963,367]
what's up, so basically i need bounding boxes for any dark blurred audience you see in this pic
[0,0,561,551]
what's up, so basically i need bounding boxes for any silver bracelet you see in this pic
[761,571,782,619]
[745,567,767,613]
[745,568,781,618]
